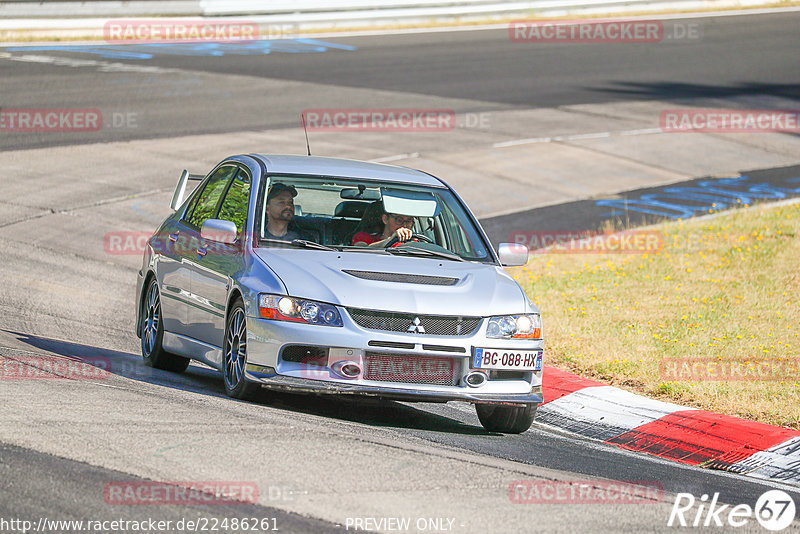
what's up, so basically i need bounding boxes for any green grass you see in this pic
[509,201,800,429]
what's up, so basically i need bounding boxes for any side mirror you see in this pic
[201,219,238,245]
[497,243,528,266]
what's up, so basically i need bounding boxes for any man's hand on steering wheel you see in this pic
[394,227,413,243]
[384,231,434,248]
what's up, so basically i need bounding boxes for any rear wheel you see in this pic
[223,300,257,400]
[141,279,190,373]
[475,404,537,434]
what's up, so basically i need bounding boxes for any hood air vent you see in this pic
[342,270,458,286]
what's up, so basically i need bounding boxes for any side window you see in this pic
[184,165,237,229]
[217,170,251,234]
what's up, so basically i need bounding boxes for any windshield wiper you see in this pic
[292,239,339,251]
[385,246,465,262]
[260,239,339,251]
[337,246,392,254]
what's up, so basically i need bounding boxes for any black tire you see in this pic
[475,404,537,434]
[222,299,257,400]
[140,279,190,373]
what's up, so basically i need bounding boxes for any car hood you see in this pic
[253,248,530,316]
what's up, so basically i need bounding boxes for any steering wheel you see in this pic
[384,233,434,248]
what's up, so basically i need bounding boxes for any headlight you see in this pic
[258,295,342,327]
[486,314,542,339]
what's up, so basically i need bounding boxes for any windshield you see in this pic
[256,175,493,262]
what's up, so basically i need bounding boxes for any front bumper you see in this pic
[243,372,542,405]
[245,311,544,406]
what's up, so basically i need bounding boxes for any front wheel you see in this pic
[475,404,537,433]
[223,300,257,400]
[141,279,190,373]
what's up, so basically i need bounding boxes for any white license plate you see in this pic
[473,349,542,371]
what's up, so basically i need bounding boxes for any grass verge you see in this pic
[509,201,800,429]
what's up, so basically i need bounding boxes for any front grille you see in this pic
[364,352,457,385]
[343,270,458,286]
[347,308,481,336]
[368,340,415,349]
[422,344,466,353]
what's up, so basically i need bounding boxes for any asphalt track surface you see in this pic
[2,11,800,534]
[482,164,800,243]
[0,11,798,149]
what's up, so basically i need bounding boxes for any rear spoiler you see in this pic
[170,169,205,211]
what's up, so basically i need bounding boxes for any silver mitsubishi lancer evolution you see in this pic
[135,154,543,433]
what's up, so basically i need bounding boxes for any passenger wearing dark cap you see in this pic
[264,183,306,241]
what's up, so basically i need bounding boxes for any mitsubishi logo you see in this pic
[407,317,426,334]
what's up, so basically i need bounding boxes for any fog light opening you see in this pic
[465,371,487,388]
[332,360,362,379]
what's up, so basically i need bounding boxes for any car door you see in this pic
[155,217,192,336]
[189,167,251,349]
[178,164,240,348]
[156,178,210,336]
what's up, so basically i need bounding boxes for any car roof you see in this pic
[251,154,445,187]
